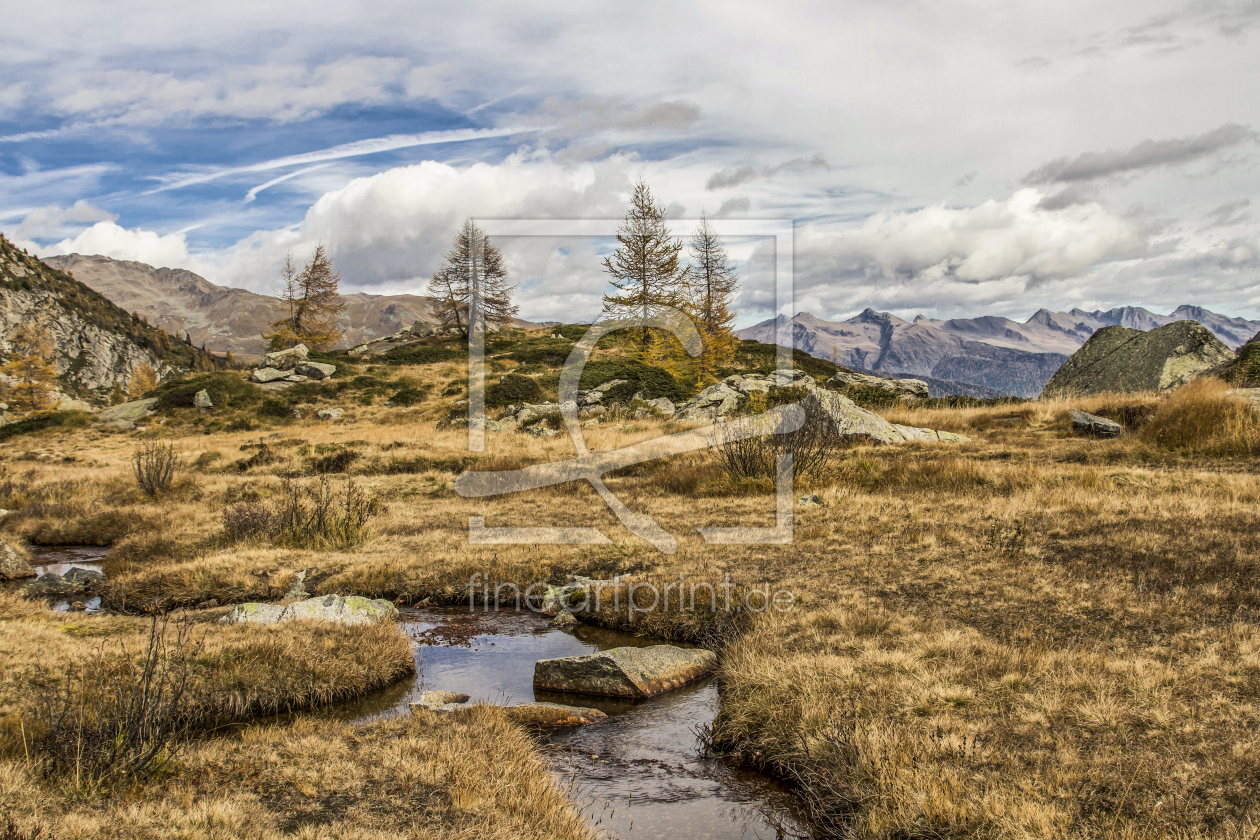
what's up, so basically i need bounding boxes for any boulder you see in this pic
[1042,321,1234,397]
[56,397,97,413]
[804,389,970,445]
[469,417,506,432]
[316,408,344,420]
[576,379,629,406]
[219,594,399,626]
[1070,409,1124,438]
[64,568,105,584]
[676,369,816,420]
[643,397,676,417]
[24,573,83,596]
[250,367,289,383]
[504,702,608,726]
[284,374,309,383]
[193,389,213,409]
[295,361,336,380]
[828,369,930,399]
[0,539,35,580]
[798,494,822,507]
[262,344,309,370]
[533,645,717,698]
[97,398,157,423]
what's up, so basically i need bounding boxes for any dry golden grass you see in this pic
[3,376,1260,838]
[0,709,596,840]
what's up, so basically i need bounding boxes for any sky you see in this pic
[1,0,1258,326]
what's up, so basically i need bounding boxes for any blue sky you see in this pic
[2,1,1259,325]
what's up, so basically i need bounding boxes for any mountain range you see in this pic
[737,306,1260,397]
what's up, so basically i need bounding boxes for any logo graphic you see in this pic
[453,219,796,553]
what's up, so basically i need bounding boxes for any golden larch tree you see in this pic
[262,246,347,352]
[2,321,59,414]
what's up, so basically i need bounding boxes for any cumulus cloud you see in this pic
[1024,123,1259,185]
[12,200,115,242]
[44,221,206,273]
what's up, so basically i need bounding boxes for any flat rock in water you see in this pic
[533,645,717,698]
[505,702,608,726]
[1070,409,1124,438]
[24,573,84,596]
[219,594,399,626]
[410,690,472,714]
[0,539,35,580]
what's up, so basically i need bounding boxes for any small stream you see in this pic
[7,555,805,837]
[4,545,108,611]
[325,606,806,840]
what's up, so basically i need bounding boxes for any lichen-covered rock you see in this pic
[219,594,399,626]
[262,344,309,370]
[676,369,816,420]
[316,408,344,420]
[533,645,717,698]
[250,367,288,383]
[193,389,213,408]
[805,389,970,445]
[409,690,471,714]
[294,361,336,380]
[0,539,34,580]
[1070,409,1124,438]
[96,398,157,423]
[1042,321,1234,397]
[828,369,930,399]
[504,702,608,726]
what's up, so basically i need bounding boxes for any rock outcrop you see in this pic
[1069,409,1124,438]
[533,645,717,698]
[1,236,217,403]
[804,388,971,445]
[1041,321,1235,397]
[219,594,399,626]
[828,369,930,399]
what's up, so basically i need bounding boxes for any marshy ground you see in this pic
[1,347,1258,839]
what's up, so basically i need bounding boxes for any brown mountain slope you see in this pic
[43,254,443,358]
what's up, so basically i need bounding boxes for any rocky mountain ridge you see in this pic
[0,237,218,404]
[42,253,545,359]
[738,305,1260,397]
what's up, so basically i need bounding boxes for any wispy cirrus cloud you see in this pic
[143,126,542,194]
[1024,123,1258,185]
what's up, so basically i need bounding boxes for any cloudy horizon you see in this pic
[2,1,1258,326]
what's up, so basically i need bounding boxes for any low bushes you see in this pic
[153,373,262,411]
[486,373,543,407]
[222,475,381,549]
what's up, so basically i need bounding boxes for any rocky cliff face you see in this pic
[1041,321,1235,397]
[0,237,216,402]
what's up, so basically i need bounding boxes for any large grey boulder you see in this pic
[828,369,930,399]
[316,408,344,420]
[295,361,336,380]
[194,389,213,409]
[262,344,309,370]
[219,594,399,626]
[804,389,970,445]
[250,367,289,383]
[0,539,34,580]
[97,398,157,423]
[575,380,629,406]
[1070,409,1124,438]
[1042,321,1234,397]
[643,397,676,417]
[534,645,717,698]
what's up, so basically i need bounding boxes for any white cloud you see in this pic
[42,221,210,274]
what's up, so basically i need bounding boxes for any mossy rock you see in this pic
[1041,321,1235,397]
